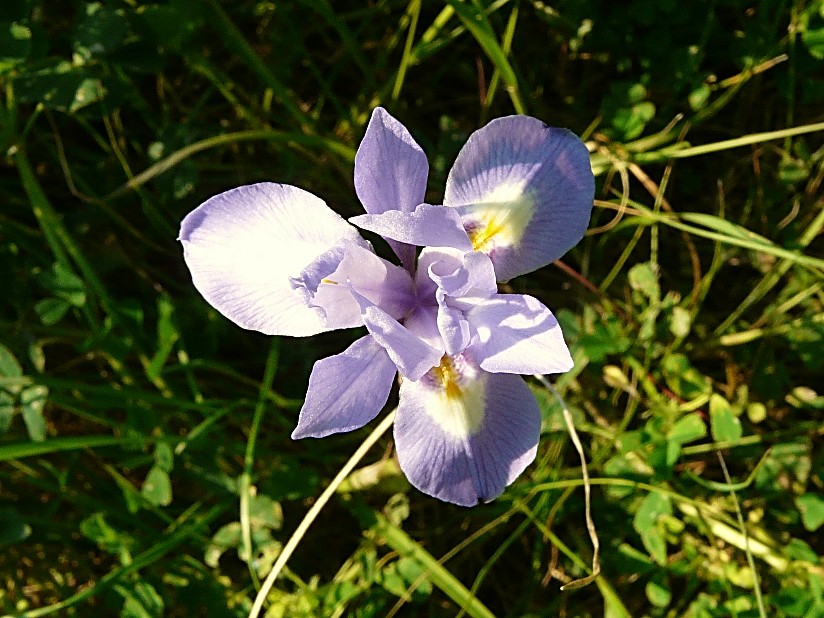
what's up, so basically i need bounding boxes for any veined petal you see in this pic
[292,336,397,439]
[468,294,573,374]
[350,203,472,251]
[349,288,442,381]
[395,356,540,506]
[290,241,415,329]
[355,107,429,269]
[444,116,594,282]
[179,183,364,336]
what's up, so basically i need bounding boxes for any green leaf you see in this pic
[662,354,711,400]
[613,101,656,140]
[629,262,660,301]
[578,315,631,363]
[680,213,772,243]
[80,512,134,554]
[117,580,165,618]
[668,413,707,445]
[646,574,671,607]
[73,2,130,61]
[786,538,818,562]
[14,60,106,112]
[20,384,48,441]
[248,494,283,530]
[153,442,174,473]
[796,494,824,531]
[709,393,742,442]
[37,262,86,306]
[147,295,179,380]
[669,306,691,338]
[204,522,242,567]
[141,465,172,506]
[0,21,32,72]
[633,492,672,564]
[0,343,23,378]
[0,507,31,545]
[34,297,71,325]
[802,25,824,59]
[0,395,14,434]
[445,0,521,109]
[688,84,710,110]
[396,556,433,596]
[634,492,673,532]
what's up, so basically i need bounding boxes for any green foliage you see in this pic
[1,0,822,616]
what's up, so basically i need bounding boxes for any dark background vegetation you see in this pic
[1,0,823,616]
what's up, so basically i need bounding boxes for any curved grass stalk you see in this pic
[634,121,824,163]
[248,410,396,618]
[107,130,356,200]
[534,375,601,590]
[239,341,280,591]
[717,453,768,618]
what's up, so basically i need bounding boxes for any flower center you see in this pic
[422,354,485,438]
[431,355,464,399]
[464,183,535,252]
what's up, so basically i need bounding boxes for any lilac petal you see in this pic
[436,298,471,355]
[421,248,497,300]
[349,288,442,381]
[354,108,430,269]
[467,294,573,374]
[444,116,594,282]
[350,204,472,252]
[290,241,414,329]
[292,336,397,439]
[394,359,540,506]
[179,183,364,336]
[402,305,444,353]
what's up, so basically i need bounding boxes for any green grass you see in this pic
[2,1,823,616]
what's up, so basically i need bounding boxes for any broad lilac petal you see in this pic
[179,183,364,336]
[468,294,573,374]
[444,116,594,282]
[395,358,540,506]
[292,336,397,439]
[350,204,472,252]
[349,288,442,381]
[354,108,429,269]
[290,241,414,329]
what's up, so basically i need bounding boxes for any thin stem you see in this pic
[717,452,767,618]
[248,410,397,618]
[240,341,280,590]
[534,374,600,590]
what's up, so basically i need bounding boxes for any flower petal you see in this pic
[395,358,540,506]
[444,116,594,281]
[179,183,364,336]
[436,297,471,355]
[349,288,442,381]
[350,203,472,252]
[402,305,444,353]
[468,294,573,374]
[290,241,414,330]
[354,107,429,269]
[420,248,497,301]
[292,335,397,439]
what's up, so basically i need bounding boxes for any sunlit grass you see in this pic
[2,1,823,617]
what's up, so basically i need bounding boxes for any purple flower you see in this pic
[179,108,594,506]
